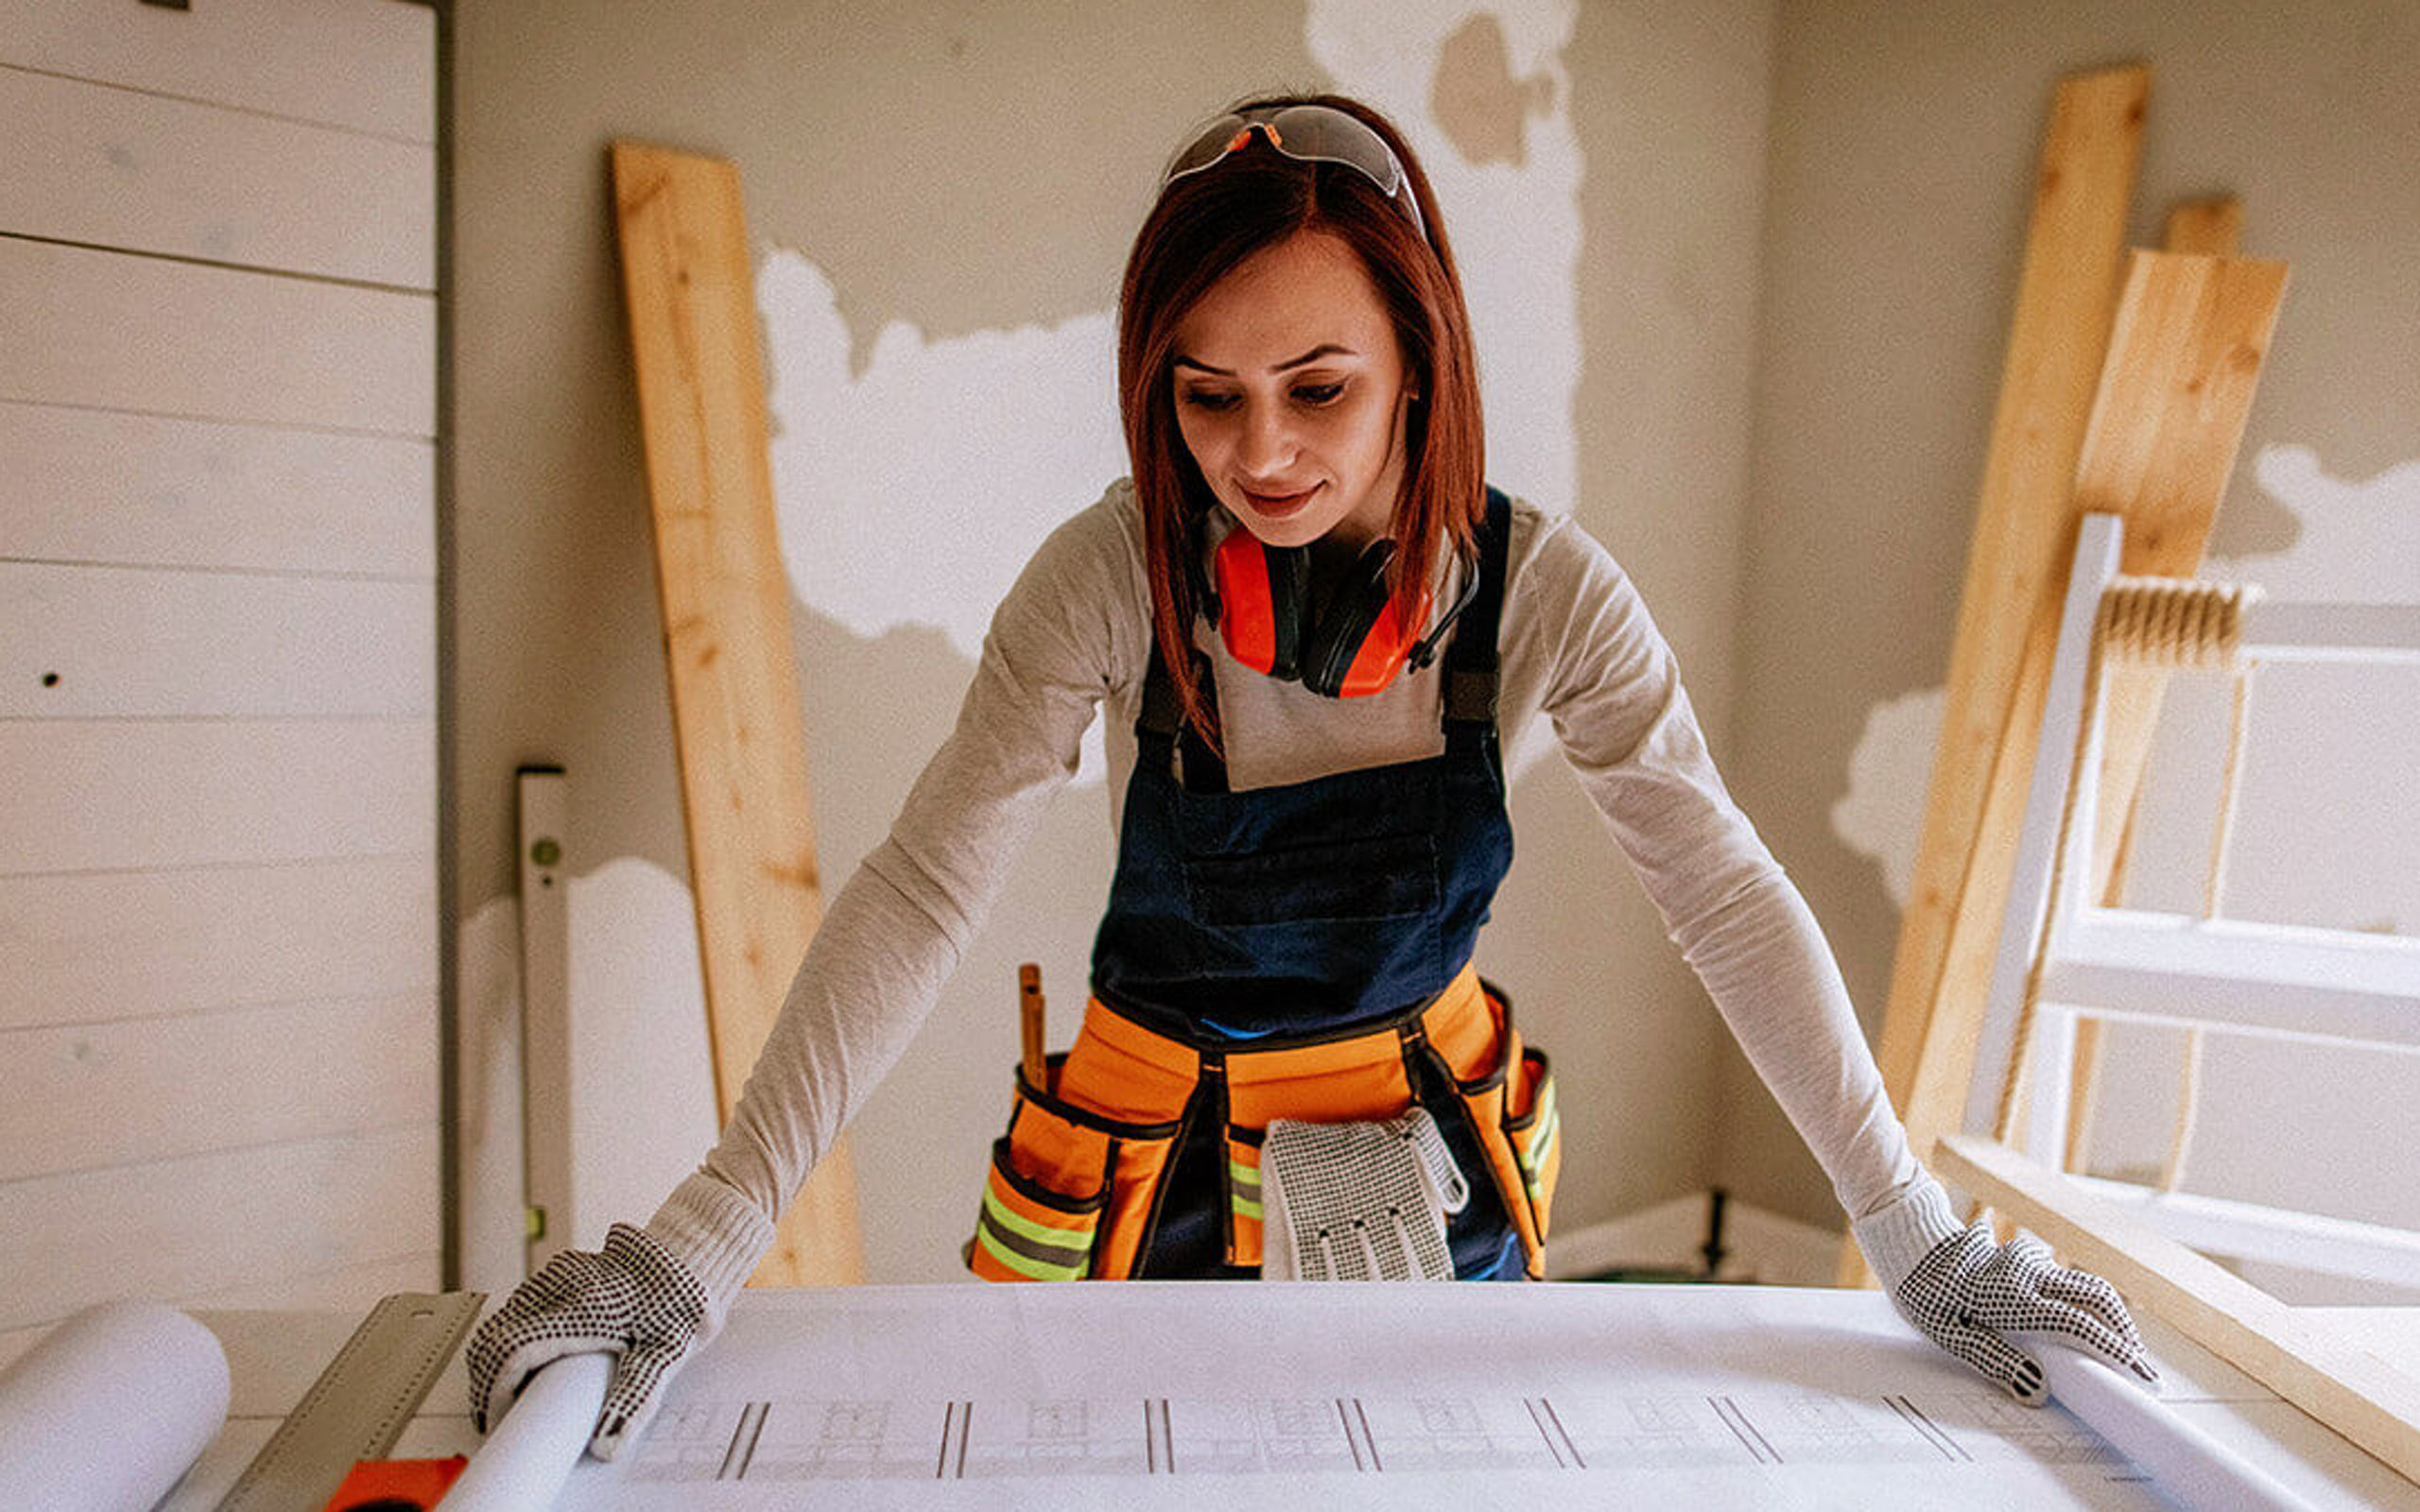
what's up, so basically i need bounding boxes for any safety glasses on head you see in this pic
[1160,104,1428,246]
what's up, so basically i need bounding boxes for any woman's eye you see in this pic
[1293,383,1344,405]
[1182,390,1239,412]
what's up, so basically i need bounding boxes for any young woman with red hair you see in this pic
[470,93,2155,1458]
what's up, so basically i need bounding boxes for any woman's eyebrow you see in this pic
[1171,344,1359,377]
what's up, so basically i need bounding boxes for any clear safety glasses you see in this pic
[1159,104,1428,245]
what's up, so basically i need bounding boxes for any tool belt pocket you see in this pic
[1441,982,1553,1278]
[968,1062,1181,1283]
[1504,1048,1561,1240]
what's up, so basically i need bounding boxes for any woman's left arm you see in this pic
[1530,518,2153,1400]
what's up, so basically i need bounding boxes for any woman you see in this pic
[470,93,2155,1458]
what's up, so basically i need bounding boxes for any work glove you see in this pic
[1893,1220,2159,1404]
[465,1223,709,1461]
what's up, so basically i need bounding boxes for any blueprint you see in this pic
[536,1281,2219,1510]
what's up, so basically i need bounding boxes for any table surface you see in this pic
[10,1284,2411,1511]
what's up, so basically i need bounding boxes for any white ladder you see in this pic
[1961,511,2420,1288]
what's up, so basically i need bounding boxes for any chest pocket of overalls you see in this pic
[1183,833,1440,924]
[1174,758,1446,927]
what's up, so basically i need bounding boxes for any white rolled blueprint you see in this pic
[0,1301,230,1512]
[2032,1341,2314,1512]
[438,1352,610,1511]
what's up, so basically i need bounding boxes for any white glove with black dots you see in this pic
[466,1223,709,1460]
[1893,1220,2159,1403]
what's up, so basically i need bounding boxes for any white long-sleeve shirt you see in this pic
[647,479,1961,1306]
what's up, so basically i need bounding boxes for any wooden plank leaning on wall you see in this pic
[1845,63,2150,1285]
[1948,248,2288,1171]
[611,140,865,1287]
[2061,196,2246,1176]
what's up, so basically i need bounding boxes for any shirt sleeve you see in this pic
[645,490,1148,1309]
[1530,517,1961,1288]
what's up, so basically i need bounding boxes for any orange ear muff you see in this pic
[1214,527,1418,698]
[1212,526,1306,679]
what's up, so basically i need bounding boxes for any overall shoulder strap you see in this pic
[1441,486,1511,746]
[1138,641,1230,793]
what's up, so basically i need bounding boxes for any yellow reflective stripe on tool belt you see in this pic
[1228,1156,1263,1220]
[977,1188,1093,1280]
[1521,1085,1560,1196]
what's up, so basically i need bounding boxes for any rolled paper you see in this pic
[2033,1340,2315,1512]
[438,1352,610,1510]
[0,1301,231,1512]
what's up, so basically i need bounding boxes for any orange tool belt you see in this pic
[968,962,1561,1282]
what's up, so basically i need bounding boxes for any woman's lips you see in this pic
[1240,482,1321,517]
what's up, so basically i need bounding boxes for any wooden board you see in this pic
[1938,1134,2420,1489]
[0,404,434,577]
[2065,195,2244,1172]
[0,992,437,1182]
[0,562,433,719]
[0,856,436,1034]
[0,0,435,144]
[0,719,434,873]
[0,66,434,287]
[0,1125,441,1332]
[0,238,434,436]
[1850,64,2149,1285]
[610,139,864,1287]
[1894,250,2289,1227]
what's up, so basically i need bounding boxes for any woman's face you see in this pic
[1170,230,1416,551]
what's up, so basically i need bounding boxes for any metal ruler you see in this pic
[214,1291,485,1512]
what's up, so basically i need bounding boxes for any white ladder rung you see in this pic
[2240,600,2420,664]
[2047,910,2420,1051]
[2066,1175,2420,1291]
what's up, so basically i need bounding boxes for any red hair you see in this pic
[1117,93,1486,747]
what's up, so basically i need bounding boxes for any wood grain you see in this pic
[1848,65,2148,1286]
[0,562,432,719]
[0,856,435,1034]
[0,404,434,577]
[1872,64,2148,1127]
[1898,250,2289,1221]
[1,719,434,874]
[0,66,433,287]
[0,0,435,144]
[611,139,864,1287]
[0,239,434,436]
[1939,1134,2420,1488]
[2065,195,2245,1173]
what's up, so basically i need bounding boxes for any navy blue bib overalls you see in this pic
[968,489,1562,1284]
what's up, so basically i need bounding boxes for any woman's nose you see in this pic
[1236,400,1296,474]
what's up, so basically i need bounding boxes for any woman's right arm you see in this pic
[641,487,1150,1304]
[471,490,1148,1456]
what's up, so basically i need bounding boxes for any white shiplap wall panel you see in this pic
[0,66,434,287]
[0,1125,441,1332]
[0,856,436,1033]
[0,719,434,874]
[0,404,433,577]
[1,992,438,1181]
[0,0,435,143]
[0,239,434,435]
[0,563,434,718]
[1,1,441,1322]
[182,1252,442,1314]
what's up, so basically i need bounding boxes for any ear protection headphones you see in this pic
[1204,523,1479,698]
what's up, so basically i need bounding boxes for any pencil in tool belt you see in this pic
[1018,963,1046,1091]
